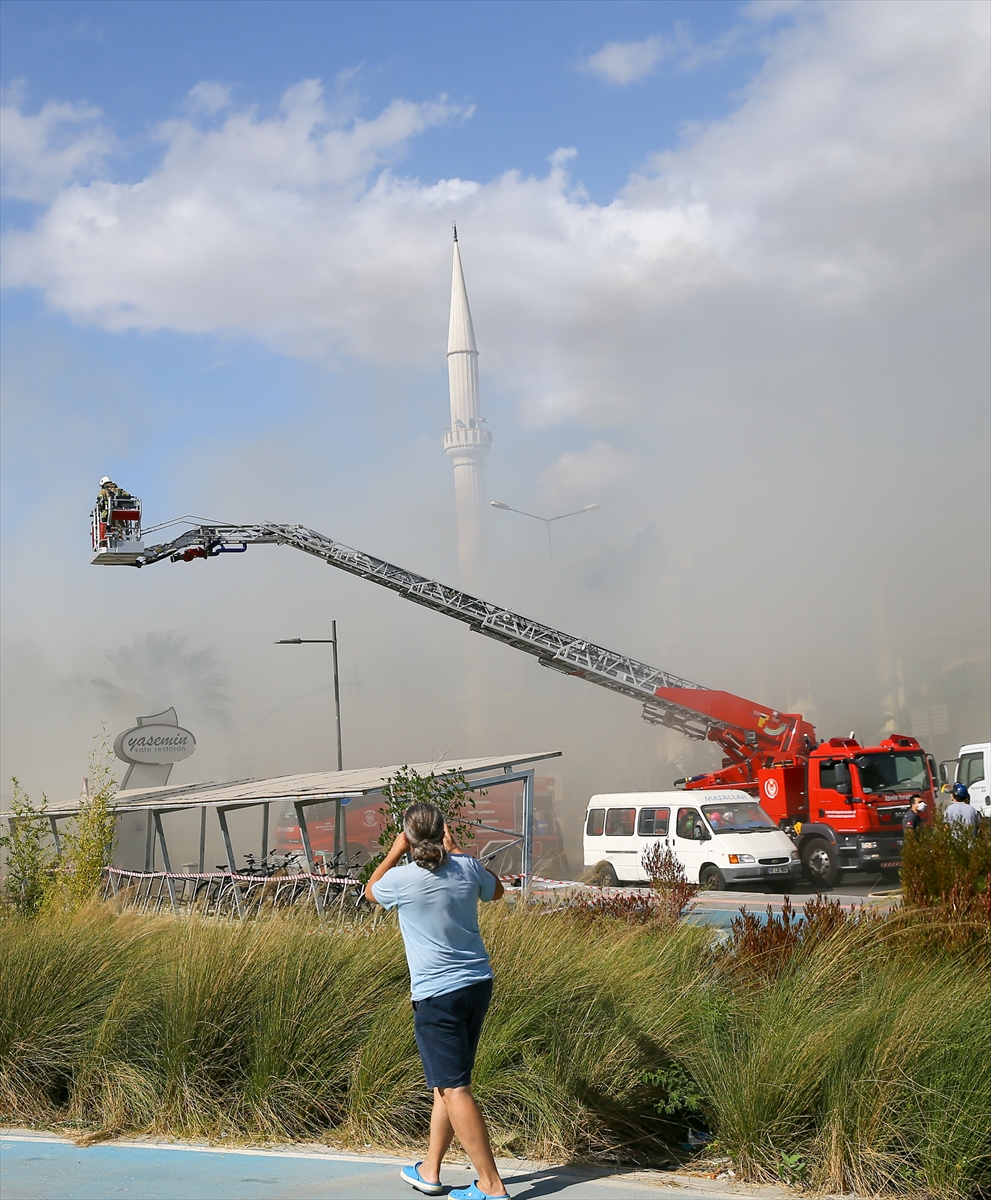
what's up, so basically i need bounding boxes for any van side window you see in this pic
[604,808,635,836]
[676,808,700,839]
[585,808,605,836]
[959,753,985,787]
[637,807,670,836]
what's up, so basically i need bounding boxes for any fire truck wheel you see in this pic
[802,838,839,888]
[699,865,726,891]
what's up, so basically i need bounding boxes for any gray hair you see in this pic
[403,802,447,872]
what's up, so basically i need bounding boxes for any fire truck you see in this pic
[272,775,565,875]
[92,502,937,886]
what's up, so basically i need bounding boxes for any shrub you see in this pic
[642,842,699,923]
[0,780,55,917]
[719,894,868,984]
[359,765,478,882]
[44,730,119,916]
[901,809,991,915]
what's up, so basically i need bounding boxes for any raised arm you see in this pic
[364,832,408,903]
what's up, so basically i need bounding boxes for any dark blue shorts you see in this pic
[412,977,493,1090]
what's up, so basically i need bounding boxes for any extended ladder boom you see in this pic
[94,511,816,769]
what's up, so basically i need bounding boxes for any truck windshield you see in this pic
[855,753,929,795]
[701,802,777,833]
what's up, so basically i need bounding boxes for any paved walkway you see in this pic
[1,1131,801,1200]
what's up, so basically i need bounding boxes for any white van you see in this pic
[583,790,802,890]
[942,743,990,817]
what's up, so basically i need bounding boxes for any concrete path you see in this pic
[1,1131,802,1200]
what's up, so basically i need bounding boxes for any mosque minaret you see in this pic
[442,227,491,593]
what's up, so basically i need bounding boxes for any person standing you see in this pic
[902,796,928,833]
[944,783,981,831]
[365,802,509,1200]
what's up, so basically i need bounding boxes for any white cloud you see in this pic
[0,1,986,434]
[0,83,113,201]
[184,81,233,115]
[580,36,669,85]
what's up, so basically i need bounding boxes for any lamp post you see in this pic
[490,501,598,621]
[275,622,345,856]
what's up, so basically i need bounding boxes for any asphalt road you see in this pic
[1,1133,806,1200]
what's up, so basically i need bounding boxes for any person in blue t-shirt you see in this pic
[365,802,509,1200]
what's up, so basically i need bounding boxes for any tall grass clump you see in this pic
[1,899,988,1197]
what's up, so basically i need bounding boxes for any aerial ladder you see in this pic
[92,501,935,884]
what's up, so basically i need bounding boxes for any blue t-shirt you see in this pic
[371,852,497,1001]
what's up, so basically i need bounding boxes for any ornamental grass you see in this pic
[1,900,988,1198]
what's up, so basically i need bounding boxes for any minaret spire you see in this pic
[443,229,491,594]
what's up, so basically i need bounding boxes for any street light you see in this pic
[276,621,345,857]
[490,501,599,620]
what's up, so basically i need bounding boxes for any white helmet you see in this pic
[100,476,112,485]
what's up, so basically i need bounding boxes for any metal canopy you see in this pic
[47,751,561,818]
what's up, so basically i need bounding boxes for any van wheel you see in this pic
[699,865,726,891]
[594,861,620,888]
[802,839,839,888]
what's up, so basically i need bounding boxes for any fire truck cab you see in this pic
[749,734,937,885]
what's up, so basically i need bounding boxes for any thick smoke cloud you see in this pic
[1,1,987,871]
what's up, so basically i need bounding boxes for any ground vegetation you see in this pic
[0,897,987,1198]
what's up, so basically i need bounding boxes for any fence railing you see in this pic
[101,866,365,918]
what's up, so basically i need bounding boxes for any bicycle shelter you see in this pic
[39,751,561,916]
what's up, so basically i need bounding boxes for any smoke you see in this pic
[92,632,231,731]
[1,2,988,875]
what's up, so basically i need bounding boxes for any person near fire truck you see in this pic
[944,783,981,831]
[902,796,928,834]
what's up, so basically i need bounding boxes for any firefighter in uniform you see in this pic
[97,477,133,533]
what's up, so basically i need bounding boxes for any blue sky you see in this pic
[1,0,988,808]
[1,0,770,204]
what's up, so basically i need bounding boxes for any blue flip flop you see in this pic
[450,1182,510,1199]
[400,1162,443,1196]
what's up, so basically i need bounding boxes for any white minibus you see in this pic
[583,790,802,889]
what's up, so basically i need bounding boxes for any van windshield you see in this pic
[701,802,777,833]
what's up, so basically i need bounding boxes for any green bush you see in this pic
[1,902,988,1198]
[0,780,55,917]
[901,809,991,915]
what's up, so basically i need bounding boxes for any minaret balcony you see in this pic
[443,426,492,454]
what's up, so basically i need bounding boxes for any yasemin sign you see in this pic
[113,708,196,791]
[114,725,196,764]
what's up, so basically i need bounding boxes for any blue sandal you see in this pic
[450,1182,510,1199]
[400,1162,444,1196]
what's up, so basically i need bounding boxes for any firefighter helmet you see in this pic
[100,476,113,485]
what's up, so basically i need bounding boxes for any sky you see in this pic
[1,0,989,863]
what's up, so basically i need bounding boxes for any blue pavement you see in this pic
[1,1132,792,1200]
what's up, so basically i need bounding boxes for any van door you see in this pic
[635,806,670,882]
[959,749,990,815]
[602,806,637,882]
[673,806,709,882]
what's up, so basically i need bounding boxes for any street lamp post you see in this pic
[490,501,598,621]
[275,622,346,857]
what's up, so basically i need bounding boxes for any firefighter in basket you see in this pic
[96,477,135,537]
